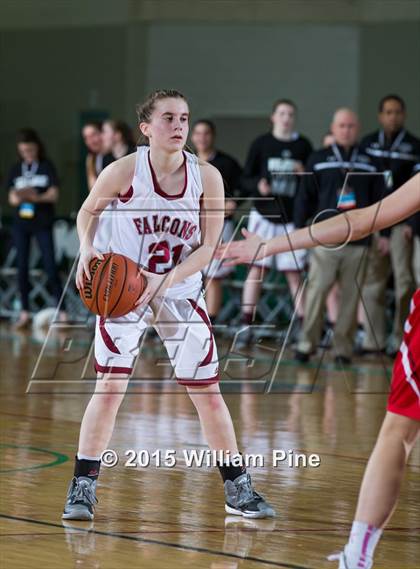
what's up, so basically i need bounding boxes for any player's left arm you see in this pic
[137,163,225,305]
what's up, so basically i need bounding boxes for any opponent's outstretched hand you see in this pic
[216,228,266,267]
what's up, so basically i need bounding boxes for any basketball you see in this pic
[80,253,146,317]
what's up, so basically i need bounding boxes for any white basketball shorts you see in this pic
[94,292,219,386]
[247,208,307,271]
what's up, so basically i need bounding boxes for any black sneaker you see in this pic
[334,355,351,366]
[224,473,276,518]
[295,350,310,363]
[62,477,98,521]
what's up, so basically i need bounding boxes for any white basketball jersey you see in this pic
[93,146,203,299]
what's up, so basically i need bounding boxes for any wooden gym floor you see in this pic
[0,321,419,568]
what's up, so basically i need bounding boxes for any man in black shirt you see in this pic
[410,163,420,287]
[191,119,242,322]
[294,108,386,364]
[239,99,313,339]
[360,95,420,353]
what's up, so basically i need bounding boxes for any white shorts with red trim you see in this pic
[387,290,420,421]
[247,209,307,271]
[94,292,219,386]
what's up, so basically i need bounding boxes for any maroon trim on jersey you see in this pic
[148,150,188,200]
[118,185,134,203]
[99,317,121,354]
[94,358,132,375]
[187,298,214,367]
[177,374,220,387]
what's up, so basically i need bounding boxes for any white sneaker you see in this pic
[327,551,373,569]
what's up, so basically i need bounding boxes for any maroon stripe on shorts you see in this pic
[99,317,121,354]
[94,358,132,375]
[187,298,214,367]
[177,374,220,387]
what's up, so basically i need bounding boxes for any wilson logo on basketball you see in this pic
[103,262,118,302]
[83,258,102,300]
[80,253,146,318]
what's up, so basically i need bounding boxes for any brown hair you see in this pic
[136,89,188,145]
[272,98,297,114]
[104,119,136,148]
[16,128,47,161]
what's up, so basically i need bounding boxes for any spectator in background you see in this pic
[322,129,340,329]
[7,128,64,328]
[294,109,387,364]
[102,119,136,161]
[239,99,313,345]
[191,119,242,323]
[360,95,420,354]
[409,163,420,287]
[82,121,108,191]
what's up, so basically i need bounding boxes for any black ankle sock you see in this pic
[217,453,246,483]
[74,456,101,481]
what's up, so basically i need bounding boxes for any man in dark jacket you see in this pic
[359,95,420,354]
[294,108,387,364]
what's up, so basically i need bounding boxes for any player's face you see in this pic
[17,142,38,163]
[102,122,115,153]
[379,100,405,133]
[271,104,295,132]
[191,124,214,153]
[83,125,103,154]
[143,98,189,152]
[331,112,359,147]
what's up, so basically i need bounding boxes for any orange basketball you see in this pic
[80,253,146,317]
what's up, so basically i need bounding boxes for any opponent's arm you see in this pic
[137,163,225,304]
[218,173,420,266]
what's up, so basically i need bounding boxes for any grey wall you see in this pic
[0,19,419,216]
[0,24,147,214]
[359,22,420,133]
[146,23,359,161]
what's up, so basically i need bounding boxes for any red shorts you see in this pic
[387,289,420,421]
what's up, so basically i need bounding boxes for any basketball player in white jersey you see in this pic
[63,90,275,521]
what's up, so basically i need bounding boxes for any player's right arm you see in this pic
[218,173,420,266]
[76,155,135,289]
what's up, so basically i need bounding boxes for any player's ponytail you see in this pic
[136,89,187,146]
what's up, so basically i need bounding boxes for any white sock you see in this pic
[77,452,101,461]
[343,521,383,568]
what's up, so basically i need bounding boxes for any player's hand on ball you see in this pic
[216,228,266,267]
[76,246,104,290]
[134,269,169,307]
